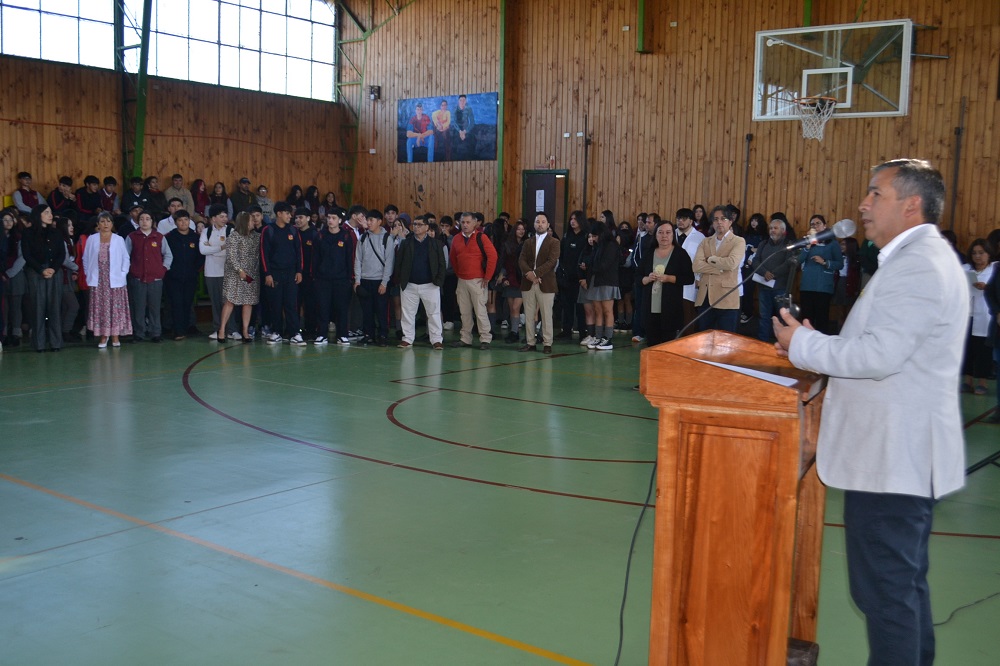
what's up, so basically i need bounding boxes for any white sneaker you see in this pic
[336,337,351,345]
[501,321,509,328]
[313,336,328,345]
[228,331,243,340]
[266,333,283,344]
[631,335,645,343]
[289,334,306,346]
[596,338,614,350]
[587,338,599,349]
[443,321,454,330]
[208,331,218,340]
[579,335,594,347]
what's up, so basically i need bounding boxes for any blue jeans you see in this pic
[757,286,786,342]
[696,305,738,333]
[844,491,935,666]
[406,134,435,162]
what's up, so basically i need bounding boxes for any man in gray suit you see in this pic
[774,159,967,666]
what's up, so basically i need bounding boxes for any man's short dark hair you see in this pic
[294,207,311,218]
[384,204,399,214]
[367,209,383,221]
[103,176,117,186]
[327,207,347,219]
[174,209,190,220]
[676,208,694,220]
[208,203,228,219]
[474,212,484,223]
[168,197,183,206]
[247,204,262,214]
[873,158,945,225]
[171,173,182,180]
[17,171,31,180]
[84,175,99,185]
[347,204,367,218]
[131,176,143,185]
[274,201,292,214]
[58,176,73,187]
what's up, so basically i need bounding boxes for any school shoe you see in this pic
[443,321,454,330]
[228,331,243,340]
[587,337,600,349]
[579,335,595,347]
[336,337,351,346]
[432,342,444,350]
[596,338,614,350]
[397,341,412,348]
[208,331,218,340]
[518,344,537,352]
[266,333,283,344]
[740,314,752,325]
[314,336,328,345]
[289,334,306,346]
[479,342,491,350]
[542,346,552,354]
[631,335,645,344]
[450,340,472,348]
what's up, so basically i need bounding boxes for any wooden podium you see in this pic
[639,330,827,666]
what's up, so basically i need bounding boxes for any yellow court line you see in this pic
[0,473,591,666]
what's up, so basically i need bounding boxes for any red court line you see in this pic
[823,522,1000,540]
[394,380,658,423]
[182,351,651,508]
[386,391,654,463]
[963,407,998,428]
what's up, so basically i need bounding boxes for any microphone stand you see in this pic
[675,245,795,339]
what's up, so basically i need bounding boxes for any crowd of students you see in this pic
[2,169,999,419]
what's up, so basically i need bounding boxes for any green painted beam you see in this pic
[132,0,153,179]
[637,0,651,53]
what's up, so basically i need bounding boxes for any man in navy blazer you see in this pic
[774,159,967,666]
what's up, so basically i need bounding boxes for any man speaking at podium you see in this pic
[773,159,967,666]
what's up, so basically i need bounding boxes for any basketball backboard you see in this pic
[753,19,913,120]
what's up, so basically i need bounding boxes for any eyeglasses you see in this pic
[809,221,824,227]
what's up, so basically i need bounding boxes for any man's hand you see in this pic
[772,308,813,358]
[294,272,302,284]
[377,284,386,295]
[265,275,274,288]
[811,255,826,265]
[764,271,774,281]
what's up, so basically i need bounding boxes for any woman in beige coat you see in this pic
[692,205,746,332]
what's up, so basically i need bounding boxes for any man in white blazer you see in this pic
[774,159,967,666]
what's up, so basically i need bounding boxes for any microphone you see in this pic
[785,218,857,251]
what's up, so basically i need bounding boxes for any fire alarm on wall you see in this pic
[369,86,381,101]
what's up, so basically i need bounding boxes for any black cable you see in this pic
[934,590,1000,626]
[613,461,657,666]
[674,244,793,339]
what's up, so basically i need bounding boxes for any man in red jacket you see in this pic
[126,212,173,342]
[448,212,497,349]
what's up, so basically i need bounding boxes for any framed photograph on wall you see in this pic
[397,92,498,163]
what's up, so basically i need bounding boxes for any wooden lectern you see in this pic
[639,330,827,666]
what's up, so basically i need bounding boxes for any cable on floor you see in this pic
[934,590,1000,626]
[613,461,657,666]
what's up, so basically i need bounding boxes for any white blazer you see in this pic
[789,224,969,499]
[83,233,130,289]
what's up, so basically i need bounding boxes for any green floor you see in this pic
[1,333,998,665]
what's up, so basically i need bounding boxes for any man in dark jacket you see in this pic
[750,218,797,342]
[395,216,446,349]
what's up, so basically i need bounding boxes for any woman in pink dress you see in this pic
[82,212,132,348]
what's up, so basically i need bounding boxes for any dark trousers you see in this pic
[266,268,300,337]
[166,271,198,335]
[844,491,935,666]
[799,290,832,333]
[315,278,352,340]
[26,268,62,350]
[697,305,738,333]
[297,277,317,337]
[358,279,389,338]
[756,286,786,342]
[631,275,645,336]
[558,281,584,333]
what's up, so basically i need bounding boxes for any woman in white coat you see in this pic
[83,212,131,348]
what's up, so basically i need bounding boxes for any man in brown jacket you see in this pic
[518,212,561,353]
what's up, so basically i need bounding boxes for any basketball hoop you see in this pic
[792,96,837,141]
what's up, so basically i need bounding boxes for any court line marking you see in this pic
[183,351,652,507]
[386,391,654,463]
[0,472,592,666]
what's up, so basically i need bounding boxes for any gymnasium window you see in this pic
[0,0,338,102]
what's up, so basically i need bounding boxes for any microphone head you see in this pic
[833,218,857,238]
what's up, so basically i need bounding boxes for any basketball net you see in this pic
[793,96,837,141]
